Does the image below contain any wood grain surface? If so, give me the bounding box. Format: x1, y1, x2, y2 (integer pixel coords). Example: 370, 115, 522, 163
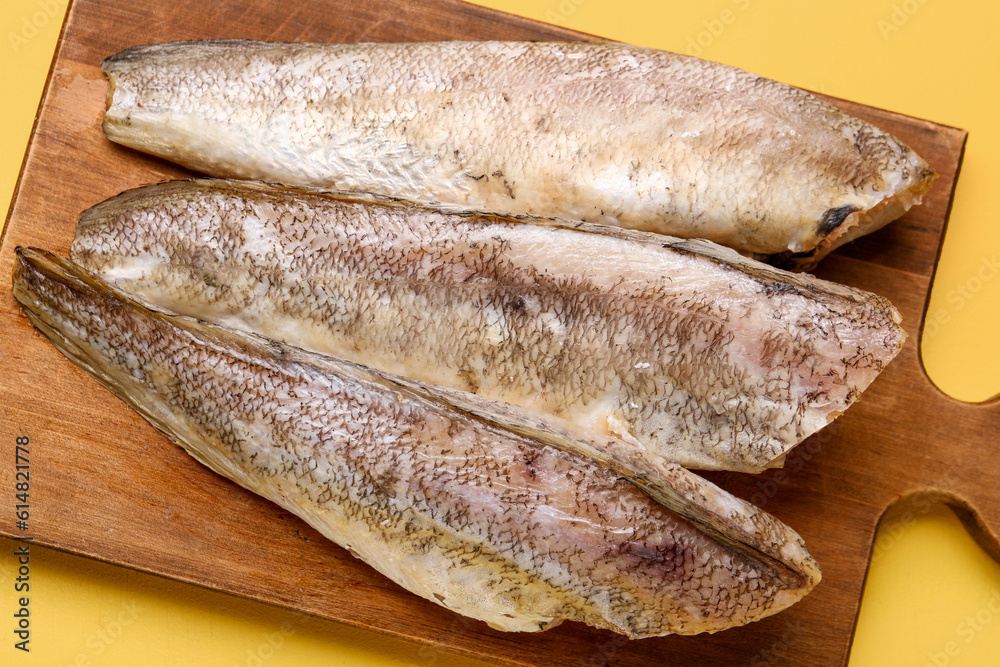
0, 0, 986, 665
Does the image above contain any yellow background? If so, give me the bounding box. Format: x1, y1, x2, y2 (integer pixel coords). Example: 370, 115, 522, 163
2, 0, 999, 665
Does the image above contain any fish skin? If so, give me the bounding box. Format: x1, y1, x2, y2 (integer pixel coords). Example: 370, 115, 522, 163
70, 179, 907, 473
101, 39, 936, 268
12, 247, 820, 637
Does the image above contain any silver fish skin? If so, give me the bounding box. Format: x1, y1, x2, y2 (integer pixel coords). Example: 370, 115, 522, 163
101, 39, 936, 268
70, 179, 907, 473
12, 247, 820, 638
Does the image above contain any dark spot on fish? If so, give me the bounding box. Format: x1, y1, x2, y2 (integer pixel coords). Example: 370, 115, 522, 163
498, 175, 515, 199
469, 173, 488, 181
204, 275, 217, 287
817, 205, 858, 237
502, 93, 510, 103
511, 295, 526, 313
457, 368, 480, 393
765, 249, 820, 271
760, 281, 798, 297
524, 454, 538, 479
610, 539, 687, 581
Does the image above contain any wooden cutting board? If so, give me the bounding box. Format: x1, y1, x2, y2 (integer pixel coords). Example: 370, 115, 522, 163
0, 0, 986, 665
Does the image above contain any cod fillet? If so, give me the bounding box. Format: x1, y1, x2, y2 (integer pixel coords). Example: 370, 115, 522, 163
101, 39, 936, 268
70, 179, 907, 473
12, 246, 820, 638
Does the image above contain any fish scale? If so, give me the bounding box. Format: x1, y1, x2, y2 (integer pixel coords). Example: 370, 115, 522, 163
100, 40, 935, 268
12, 246, 820, 637
71, 179, 906, 472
